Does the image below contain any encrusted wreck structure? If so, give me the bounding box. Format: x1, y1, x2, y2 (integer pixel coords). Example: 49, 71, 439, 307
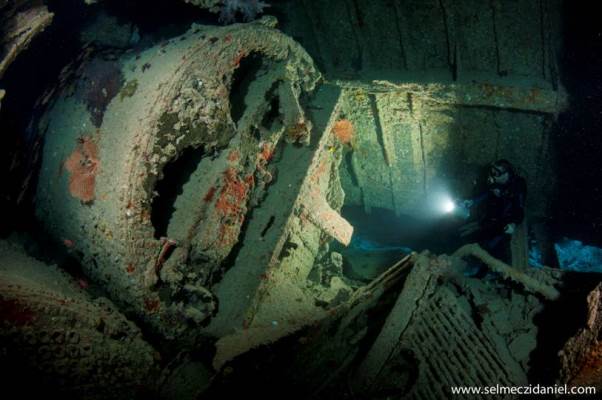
35, 18, 330, 342
0, 241, 157, 399
1, 0, 600, 399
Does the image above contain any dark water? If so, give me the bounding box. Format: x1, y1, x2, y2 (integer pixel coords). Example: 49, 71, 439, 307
333, 205, 464, 280
551, 2, 602, 247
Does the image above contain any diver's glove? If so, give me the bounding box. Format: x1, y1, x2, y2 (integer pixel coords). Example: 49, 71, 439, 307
504, 223, 516, 235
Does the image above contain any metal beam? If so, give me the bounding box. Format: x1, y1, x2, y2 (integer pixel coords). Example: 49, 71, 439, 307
334, 78, 568, 114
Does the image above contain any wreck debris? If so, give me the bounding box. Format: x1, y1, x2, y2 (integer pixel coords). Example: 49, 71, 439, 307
353, 252, 534, 398
154, 243, 556, 397
36, 19, 321, 341
0, 241, 157, 399
559, 283, 602, 390
346, 253, 414, 305
208, 84, 350, 366
453, 243, 560, 300
301, 253, 417, 389
232, 250, 548, 399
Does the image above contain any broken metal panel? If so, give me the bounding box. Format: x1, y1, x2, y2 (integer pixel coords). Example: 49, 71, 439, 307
395, 287, 525, 397
211, 252, 557, 399
0, 241, 157, 399
35, 19, 321, 340
276, 256, 415, 398
354, 253, 533, 397
354, 253, 437, 390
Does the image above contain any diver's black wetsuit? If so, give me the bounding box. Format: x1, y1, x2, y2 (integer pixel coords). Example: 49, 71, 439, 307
471, 175, 527, 262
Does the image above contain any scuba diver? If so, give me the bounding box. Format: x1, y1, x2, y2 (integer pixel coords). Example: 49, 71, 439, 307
458, 159, 527, 272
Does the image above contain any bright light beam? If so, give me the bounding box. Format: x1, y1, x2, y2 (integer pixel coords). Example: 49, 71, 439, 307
442, 197, 456, 214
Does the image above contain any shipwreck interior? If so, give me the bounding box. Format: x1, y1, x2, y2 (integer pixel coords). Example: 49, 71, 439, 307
1, 0, 602, 399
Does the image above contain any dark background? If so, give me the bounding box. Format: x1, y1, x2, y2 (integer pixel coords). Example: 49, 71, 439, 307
551, 1, 602, 247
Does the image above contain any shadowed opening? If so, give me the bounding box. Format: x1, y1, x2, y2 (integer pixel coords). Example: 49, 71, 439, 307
151, 147, 205, 239
229, 52, 265, 124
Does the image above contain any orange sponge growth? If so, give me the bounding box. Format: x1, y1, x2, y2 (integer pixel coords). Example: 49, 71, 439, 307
64, 136, 99, 203
215, 168, 250, 216
332, 119, 353, 144
214, 167, 253, 248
